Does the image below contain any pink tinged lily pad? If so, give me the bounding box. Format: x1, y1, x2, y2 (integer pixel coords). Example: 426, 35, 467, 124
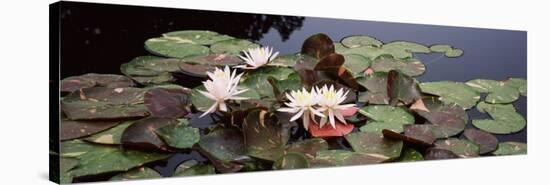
308, 120, 354, 138
339, 107, 358, 117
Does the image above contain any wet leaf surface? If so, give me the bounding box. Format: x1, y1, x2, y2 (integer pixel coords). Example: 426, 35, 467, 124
61, 140, 170, 177
387, 70, 422, 105
62, 87, 150, 120
163, 30, 234, 45
371, 57, 426, 77
84, 121, 134, 145
420, 81, 480, 109
61, 73, 135, 93
312, 150, 388, 167
341, 35, 383, 48
173, 160, 215, 176
434, 138, 480, 157
273, 153, 309, 170
286, 138, 329, 159
358, 105, 414, 133
492, 142, 527, 156
345, 132, 403, 159
382, 129, 434, 148
145, 87, 191, 118
60, 120, 119, 141
121, 117, 177, 152
415, 96, 468, 138
396, 148, 424, 162
145, 37, 210, 58
466, 78, 524, 103
357, 72, 390, 104
198, 128, 245, 162
155, 119, 200, 149
240, 66, 296, 98
308, 120, 354, 138
243, 109, 285, 161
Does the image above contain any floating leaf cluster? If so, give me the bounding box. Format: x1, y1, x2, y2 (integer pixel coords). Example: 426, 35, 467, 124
58, 30, 526, 183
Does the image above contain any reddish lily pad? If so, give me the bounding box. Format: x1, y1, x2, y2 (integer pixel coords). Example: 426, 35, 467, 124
387, 70, 422, 105
301, 33, 335, 60
308, 120, 354, 138
381, 129, 434, 148
144, 87, 191, 118
462, 128, 498, 154
357, 72, 390, 104
242, 109, 285, 161
60, 120, 119, 141
314, 53, 361, 90
424, 148, 459, 160
61, 73, 135, 93
121, 117, 177, 152
345, 132, 403, 159
196, 128, 245, 173
415, 96, 468, 138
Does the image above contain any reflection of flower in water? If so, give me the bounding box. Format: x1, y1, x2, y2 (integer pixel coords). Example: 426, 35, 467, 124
277, 88, 325, 130
198, 66, 248, 117
316, 85, 356, 129
236, 46, 279, 69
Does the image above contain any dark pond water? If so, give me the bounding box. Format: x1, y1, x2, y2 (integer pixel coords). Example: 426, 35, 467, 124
58, 1, 527, 180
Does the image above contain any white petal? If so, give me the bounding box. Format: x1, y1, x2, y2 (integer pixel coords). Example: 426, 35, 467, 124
199, 101, 219, 118
290, 109, 305, 122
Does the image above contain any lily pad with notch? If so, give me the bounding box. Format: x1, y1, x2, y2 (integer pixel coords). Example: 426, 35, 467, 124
492, 142, 527, 156
472, 102, 526, 134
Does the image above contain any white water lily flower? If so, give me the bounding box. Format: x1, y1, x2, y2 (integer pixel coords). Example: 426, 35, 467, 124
277, 88, 325, 130
316, 85, 356, 128
235, 46, 279, 69
198, 66, 249, 117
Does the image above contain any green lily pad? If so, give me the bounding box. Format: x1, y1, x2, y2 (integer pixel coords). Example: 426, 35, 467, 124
183, 53, 243, 66
60, 120, 119, 141
145, 87, 191, 118
190, 85, 216, 113
110, 167, 161, 181
415, 96, 468, 138
434, 138, 480, 157
472, 102, 526, 134
312, 150, 388, 167
120, 56, 176, 85
345, 132, 403, 159
381, 41, 430, 59
61, 87, 149, 120
61, 73, 135, 93
466, 78, 522, 103
357, 72, 389, 104
420, 81, 480, 109
267, 73, 302, 97
424, 148, 459, 160
338, 45, 393, 60
173, 160, 215, 176
84, 121, 134, 145
242, 109, 285, 161
268, 53, 300, 67
60, 157, 79, 183
145, 37, 210, 58
286, 138, 329, 159
358, 105, 414, 132
429, 44, 452, 53
387, 70, 423, 105
462, 128, 498, 154
163, 30, 234, 45
198, 128, 245, 162
343, 54, 372, 76
371, 57, 426, 77
445, 48, 464, 57
506, 78, 527, 96
492, 142, 527, 156
396, 148, 424, 162
155, 119, 199, 149
121, 117, 177, 152
240, 66, 296, 98
273, 153, 309, 170
210, 39, 259, 55
60, 140, 170, 177
341, 35, 383, 48
301, 33, 335, 60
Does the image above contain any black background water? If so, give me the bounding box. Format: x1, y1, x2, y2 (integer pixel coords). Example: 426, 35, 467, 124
57, 1, 527, 179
